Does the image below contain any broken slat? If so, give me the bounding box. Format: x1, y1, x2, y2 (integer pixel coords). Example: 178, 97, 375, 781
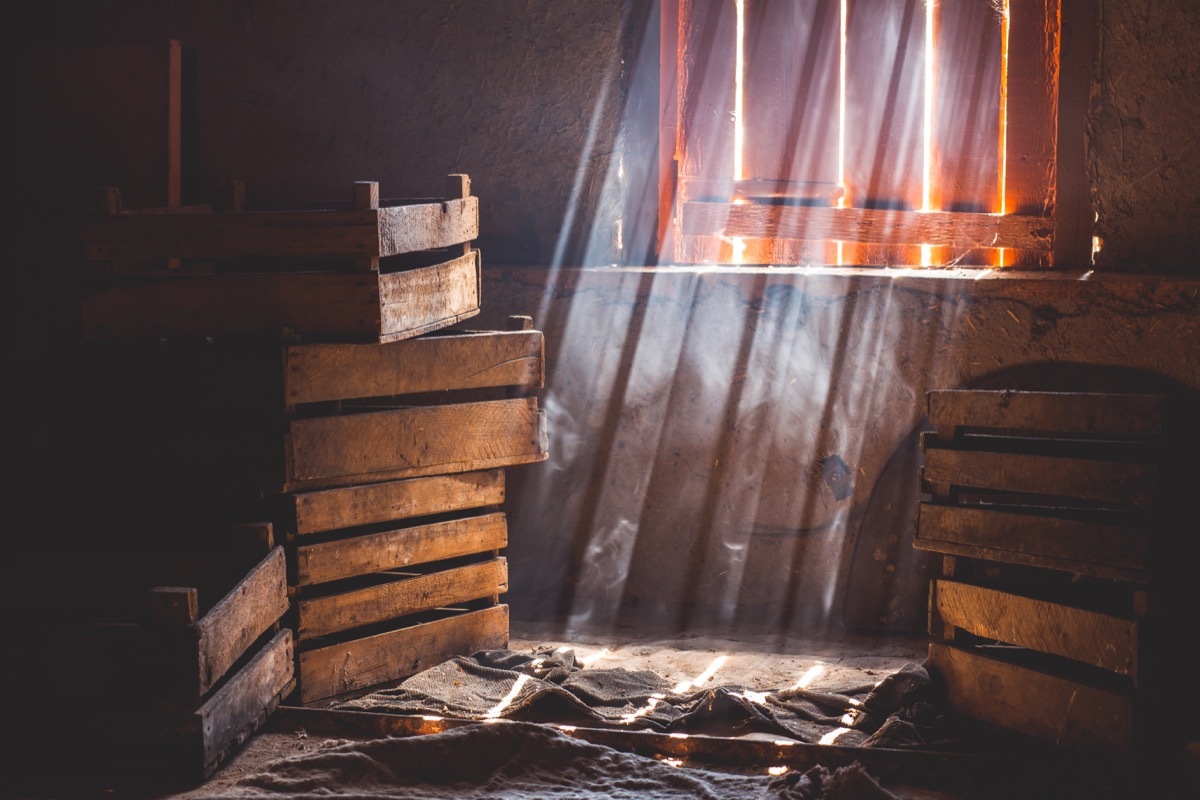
294, 513, 508, 587
297, 605, 509, 704
291, 470, 506, 537
297, 558, 508, 639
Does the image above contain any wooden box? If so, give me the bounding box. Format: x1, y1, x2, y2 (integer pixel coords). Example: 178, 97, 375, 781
80, 176, 481, 342
281, 471, 512, 704
916, 389, 1175, 759
0, 527, 294, 781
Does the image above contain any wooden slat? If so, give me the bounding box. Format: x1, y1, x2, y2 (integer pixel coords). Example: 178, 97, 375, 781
297, 559, 508, 639
82, 197, 477, 263
921, 448, 1156, 508
933, 579, 1138, 678
1004, 0, 1058, 219
294, 513, 508, 587
681, 202, 1053, 250
378, 250, 480, 342
284, 329, 544, 406
285, 398, 547, 490
928, 390, 1167, 438
915, 503, 1149, 581
196, 628, 294, 775
194, 547, 290, 696
297, 605, 509, 704
927, 641, 1135, 756
291, 470, 506, 536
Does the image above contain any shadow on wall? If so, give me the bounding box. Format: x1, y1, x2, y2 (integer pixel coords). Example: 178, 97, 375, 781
838, 361, 1200, 635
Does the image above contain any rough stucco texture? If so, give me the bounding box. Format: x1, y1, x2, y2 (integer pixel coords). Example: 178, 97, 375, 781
1091, 0, 1200, 272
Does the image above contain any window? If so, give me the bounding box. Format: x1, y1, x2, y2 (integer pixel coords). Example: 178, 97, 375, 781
658, 0, 1094, 268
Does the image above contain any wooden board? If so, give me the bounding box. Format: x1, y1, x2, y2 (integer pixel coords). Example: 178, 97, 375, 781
81, 250, 480, 341
291, 470, 506, 536
928, 390, 1167, 439
297, 559, 508, 639
927, 641, 1135, 757
283, 329, 544, 406
933, 579, 1138, 678
194, 546, 290, 695
915, 503, 1149, 582
82, 197, 477, 262
285, 397, 548, 491
921, 448, 1156, 508
294, 513, 508, 587
297, 604, 509, 704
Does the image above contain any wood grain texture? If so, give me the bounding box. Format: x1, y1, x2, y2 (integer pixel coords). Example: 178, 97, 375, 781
194, 547, 290, 695
285, 398, 547, 490
921, 448, 1156, 508
297, 605, 509, 704
284, 329, 544, 405
927, 641, 1134, 756
681, 202, 1053, 250
294, 513, 508, 587
378, 250, 481, 342
291, 470, 505, 536
915, 503, 1149, 581
927, 390, 1166, 438
933, 579, 1138, 677
1004, 0, 1059, 218
297, 559, 508, 639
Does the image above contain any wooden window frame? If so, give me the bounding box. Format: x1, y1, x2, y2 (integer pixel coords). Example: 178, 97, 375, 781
657, 0, 1097, 268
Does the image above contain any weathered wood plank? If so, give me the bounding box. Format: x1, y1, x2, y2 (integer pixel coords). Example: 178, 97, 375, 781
921, 448, 1156, 508
291, 471, 506, 536
285, 398, 547, 490
82, 197, 477, 262
928, 390, 1167, 438
82, 254, 480, 342
933, 579, 1138, 678
297, 605, 509, 704
927, 641, 1135, 756
194, 547, 290, 696
297, 559, 508, 639
681, 202, 1053, 251
294, 513, 508, 587
284, 329, 543, 406
915, 503, 1149, 581
196, 627, 294, 774
1004, 0, 1058, 219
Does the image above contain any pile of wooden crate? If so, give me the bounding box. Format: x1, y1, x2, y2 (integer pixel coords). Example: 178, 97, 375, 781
6, 174, 546, 777
916, 388, 1182, 763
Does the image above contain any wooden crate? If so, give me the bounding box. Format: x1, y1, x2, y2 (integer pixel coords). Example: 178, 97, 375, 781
80, 176, 481, 342
916, 389, 1171, 759
282, 472, 512, 704
0, 526, 294, 781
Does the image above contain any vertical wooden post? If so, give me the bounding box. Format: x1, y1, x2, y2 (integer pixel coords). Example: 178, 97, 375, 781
1053, 0, 1099, 268
353, 181, 380, 270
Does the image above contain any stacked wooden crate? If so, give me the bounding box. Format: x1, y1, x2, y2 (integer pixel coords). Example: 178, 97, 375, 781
75, 174, 548, 706
915, 389, 1176, 760
0, 525, 293, 781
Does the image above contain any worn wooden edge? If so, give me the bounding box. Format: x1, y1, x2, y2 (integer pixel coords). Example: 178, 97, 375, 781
196, 627, 295, 776
927, 390, 1167, 438
266, 706, 1129, 796
291, 470, 506, 536
934, 579, 1138, 678
681, 203, 1053, 251
297, 558, 508, 639
194, 546, 290, 696
293, 512, 508, 588
377, 196, 478, 257
283, 330, 542, 405
914, 503, 1149, 579
296, 605, 509, 704
921, 448, 1157, 508
927, 641, 1136, 757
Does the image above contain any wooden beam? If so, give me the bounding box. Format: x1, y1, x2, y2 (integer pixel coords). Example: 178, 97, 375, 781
681, 202, 1053, 250
1053, 0, 1099, 267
